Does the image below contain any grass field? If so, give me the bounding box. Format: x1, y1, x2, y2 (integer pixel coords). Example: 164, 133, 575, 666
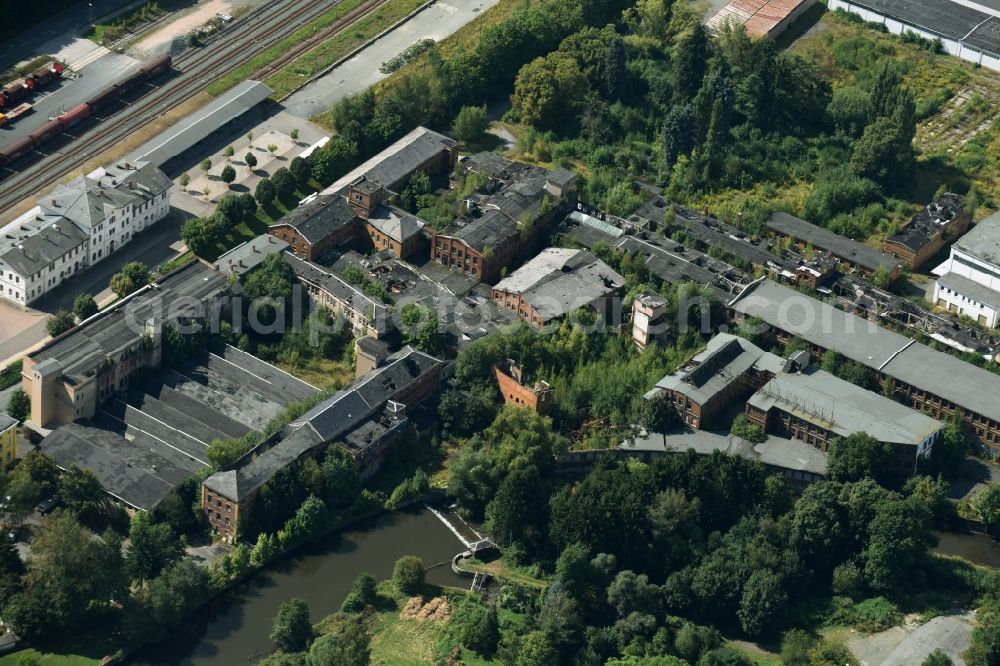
263, 0, 429, 100
275, 357, 353, 390
0, 651, 98, 666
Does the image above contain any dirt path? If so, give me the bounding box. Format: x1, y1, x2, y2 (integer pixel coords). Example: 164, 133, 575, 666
132, 0, 237, 55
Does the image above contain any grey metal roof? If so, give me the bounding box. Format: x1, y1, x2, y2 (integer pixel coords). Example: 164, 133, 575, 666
937, 271, 1000, 310
214, 233, 288, 276
954, 211, 1000, 265
768, 212, 900, 274
730, 279, 1000, 423
0, 414, 16, 431
323, 126, 457, 195
41, 421, 202, 511
283, 253, 388, 331
667, 204, 790, 270
748, 368, 943, 446
352, 346, 440, 406
30, 261, 228, 383
448, 209, 519, 252
366, 205, 425, 243
616, 236, 718, 285
493, 248, 625, 322
270, 194, 358, 245
128, 81, 273, 166
843, 0, 1000, 55
0, 219, 88, 277
650, 333, 784, 405
299, 390, 372, 441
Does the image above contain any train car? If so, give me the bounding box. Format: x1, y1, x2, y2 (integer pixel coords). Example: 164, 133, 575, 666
115, 69, 147, 96
1, 81, 28, 108
58, 103, 90, 128
0, 103, 33, 126
0, 136, 34, 165
89, 85, 119, 110
140, 54, 172, 78
31, 65, 55, 88
29, 118, 63, 144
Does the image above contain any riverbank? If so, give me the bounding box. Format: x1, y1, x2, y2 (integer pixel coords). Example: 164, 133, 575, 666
126, 500, 468, 665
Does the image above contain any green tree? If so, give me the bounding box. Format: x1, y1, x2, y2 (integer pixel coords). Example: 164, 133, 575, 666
200, 159, 212, 173
6, 389, 29, 422
826, 432, 891, 483
255, 178, 277, 205
453, 104, 489, 143
311, 135, 358, 185
967, 610, 1000, 666
399, 304, 445, 356
123, 559, 210, 644
305, 616, 369, 666
270, 597, 314, 653
484, 467, 547, 549
4, 513, 125, 638
779, 629, 814, 666
738, 570, 788, 637
672, 24, 708, 101
640, 392, 678, 445
290, 156, 311, 187
223, 145, 234, 158
56, 465, 105, 523
290, 128, 300, 141
864, 498, 934, 590
973, 483, 1000, 534
272, 167, 295, 198
850, 116, 912, 189
45, 310, 75, 337
72, 293, 98, 321
110, 261, 151, 298
179, 173, 190, 189
828, 86, 871, 137
511, 52, 588, 128
663, 102, 696, 172
340, 572, 378, 612
392, 555, 425, 595
515, 630, 558, 666
126, 511, 183, 583
245, 152, 258, 169
220, 165, 236, 186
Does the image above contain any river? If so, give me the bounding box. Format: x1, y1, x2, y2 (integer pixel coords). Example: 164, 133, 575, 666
129, 506, 468, 666
932, 529, 1000, 568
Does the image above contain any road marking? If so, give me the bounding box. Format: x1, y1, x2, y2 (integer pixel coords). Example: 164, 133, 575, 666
67, 46, 112, 72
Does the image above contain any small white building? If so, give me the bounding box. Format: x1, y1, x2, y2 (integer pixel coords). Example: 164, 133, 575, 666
0, 161, 172, 305
933, 210, 1000, 327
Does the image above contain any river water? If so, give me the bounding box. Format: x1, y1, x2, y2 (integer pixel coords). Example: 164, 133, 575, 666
129, 506, 468, 666
932, 530, 1000, 568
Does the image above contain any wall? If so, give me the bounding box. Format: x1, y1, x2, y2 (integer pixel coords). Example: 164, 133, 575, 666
493, 365, 551, 413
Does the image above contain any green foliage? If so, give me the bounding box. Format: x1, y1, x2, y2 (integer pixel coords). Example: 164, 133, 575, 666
730, 414, 766, 443
110, 261, 152, 298
384, 469, 429, 510
453, 104, 490, 143
392, 555, 425, 595
270, 597, 314, 653
220, 165, 236, 185
278, 495, 331, 549
512, 52, 588, 128
399, 303, 445, 356
380, 38, 435, 74
245, 152, 258, 169
6, 389, 29, 423
255, 178, 277, 205
967, 609, 1000, 666
56, 465, 106, 524
974, 483, 1000, 533
45, 310, 75, 338
826, 432, 891, 483
305, 615, 370, 666
850, 596, 901, 632
922, 648, 954, 666
272, 167, 296, 198
340, 572, 378, 613
124, 559, 212, 645
126, 511, 184, 583
72, 293, 98, 321
290, 156, 311, 187
737, 569, 787, 637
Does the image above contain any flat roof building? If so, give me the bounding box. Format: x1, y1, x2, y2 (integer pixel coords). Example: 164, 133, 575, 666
767, 211, 901, 278
829, 0, 1000, 72
491, 248, 625, 328
933, 210, 1000, 328
729, 278, 1000, 449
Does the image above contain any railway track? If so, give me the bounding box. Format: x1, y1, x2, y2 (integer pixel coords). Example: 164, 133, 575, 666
0, 0, 386, 211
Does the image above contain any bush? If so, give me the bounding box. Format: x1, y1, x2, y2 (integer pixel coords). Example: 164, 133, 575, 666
6, 389, 29, 422
385, 469, 429, 510
851, 596, 901, 632
730, 414, 766, 443
453, 104, 490, 143
45, 310, 75, 337
392, 555, 425, 595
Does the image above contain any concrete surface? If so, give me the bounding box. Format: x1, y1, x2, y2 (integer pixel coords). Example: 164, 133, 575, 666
0, 50, 141, 150
184, 128, 299, 202
0, 0, 143, 72
848, 613, 975, 666
283, 0, 502, 118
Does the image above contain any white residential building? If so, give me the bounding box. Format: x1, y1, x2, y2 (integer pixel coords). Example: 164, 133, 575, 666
0, 161, 171, 305
933, 210, 1000, 327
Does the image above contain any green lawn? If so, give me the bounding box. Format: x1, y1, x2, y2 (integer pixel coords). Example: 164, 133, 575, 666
206, 187, 314, 261
0, 652, 98, 666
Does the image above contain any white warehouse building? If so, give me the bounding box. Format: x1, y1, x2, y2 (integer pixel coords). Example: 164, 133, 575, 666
828, 0, 1000, 72
933, 211, 1000, 328
0, 161, 171, 305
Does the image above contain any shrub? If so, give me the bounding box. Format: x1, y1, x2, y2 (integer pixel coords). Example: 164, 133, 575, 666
392, 555, 425, 595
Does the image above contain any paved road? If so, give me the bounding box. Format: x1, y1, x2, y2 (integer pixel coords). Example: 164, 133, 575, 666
0, 207, 188, 363
283, 0, 501, 118
0, 0, 146, 72
0, 51, 139, 149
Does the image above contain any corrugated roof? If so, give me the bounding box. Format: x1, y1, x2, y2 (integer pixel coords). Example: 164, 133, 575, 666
128, 80, 273, 166
707, 0, 810, 36
269, 194, 358, 244
768, 212, 900, 274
